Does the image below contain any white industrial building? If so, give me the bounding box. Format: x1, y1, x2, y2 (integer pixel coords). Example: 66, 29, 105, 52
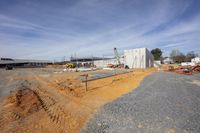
124, 48, 154, 68
74, 48, 154, 69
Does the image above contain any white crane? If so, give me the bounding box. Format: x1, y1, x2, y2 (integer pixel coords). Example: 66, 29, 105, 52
114, 47, 121, 66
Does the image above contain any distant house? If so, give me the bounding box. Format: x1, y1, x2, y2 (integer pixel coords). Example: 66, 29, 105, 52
191, 57, 200, 64
163, 57, 173, 64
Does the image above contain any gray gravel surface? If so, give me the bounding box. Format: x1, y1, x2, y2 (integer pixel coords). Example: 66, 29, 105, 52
0, 68, 58, 98
81, 72, 200, 133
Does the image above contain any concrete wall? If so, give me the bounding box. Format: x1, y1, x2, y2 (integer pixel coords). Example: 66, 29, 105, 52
145, 48, 154, 68
94, 59, 117, 68
94, 57, 124, 68
124, 48, 154, 68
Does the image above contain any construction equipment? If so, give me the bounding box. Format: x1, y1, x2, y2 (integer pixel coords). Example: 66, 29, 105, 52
107, 64, 115, 68
113, 48, 124, 68
5, 65, 13, 70
106, 48, 122, 68
63, 63, 75, 68
175, 65, 200, 75
114, 48, 120, 65
175, 68, 193, 75
192, 65, 200, 72
164, 65, 200, 75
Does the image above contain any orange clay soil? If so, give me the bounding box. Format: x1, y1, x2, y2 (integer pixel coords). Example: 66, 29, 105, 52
0, 68, 156, 133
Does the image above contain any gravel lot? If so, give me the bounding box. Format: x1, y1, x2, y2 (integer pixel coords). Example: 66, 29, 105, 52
0, 68, 61, 98
81, 72, 200, 133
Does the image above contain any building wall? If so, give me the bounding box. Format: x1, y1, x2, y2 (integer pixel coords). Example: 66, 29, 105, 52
124, 48, 154, 68
145, 48, 154, 68
94, 57, 124, 68
94, 59, 117, 68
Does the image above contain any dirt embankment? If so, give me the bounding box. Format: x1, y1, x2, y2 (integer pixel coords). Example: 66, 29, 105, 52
0, 68, 156, 133
0, 80, 43, 132
8, 84, 42, 117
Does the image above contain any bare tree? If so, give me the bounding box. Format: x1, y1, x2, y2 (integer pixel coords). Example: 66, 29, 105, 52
170, 49, 185, 63
185, 51, 198, 62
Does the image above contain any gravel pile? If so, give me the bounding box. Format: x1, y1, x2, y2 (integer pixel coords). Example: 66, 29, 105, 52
81, 72, 200, 133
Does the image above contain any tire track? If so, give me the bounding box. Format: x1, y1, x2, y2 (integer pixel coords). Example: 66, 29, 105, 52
33, 87, 71, 132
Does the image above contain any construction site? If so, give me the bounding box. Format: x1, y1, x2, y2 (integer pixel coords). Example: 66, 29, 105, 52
2, 1, 200, 132
0, 46, 200, 133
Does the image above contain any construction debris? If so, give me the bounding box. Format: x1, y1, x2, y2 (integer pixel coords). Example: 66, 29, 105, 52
162, 65, 200, 75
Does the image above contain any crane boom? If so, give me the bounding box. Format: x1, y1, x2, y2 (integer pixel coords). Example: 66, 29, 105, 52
114, 47, 121, 65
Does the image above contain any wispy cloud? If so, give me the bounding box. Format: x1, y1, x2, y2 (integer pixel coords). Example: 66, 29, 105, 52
0, 0, 199, 60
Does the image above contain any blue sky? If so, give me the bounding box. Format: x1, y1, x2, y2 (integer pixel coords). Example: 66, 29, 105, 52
0, 0, 200, 60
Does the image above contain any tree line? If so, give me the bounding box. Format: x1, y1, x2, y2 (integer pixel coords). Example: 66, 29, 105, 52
151, 48, 198, 63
